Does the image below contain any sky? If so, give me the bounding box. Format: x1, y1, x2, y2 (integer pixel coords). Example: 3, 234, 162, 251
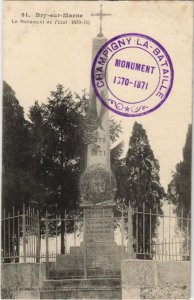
3, 0, 193, 191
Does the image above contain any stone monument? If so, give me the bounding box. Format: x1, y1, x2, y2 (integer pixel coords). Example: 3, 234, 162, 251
80, 5, 122, 275
55, 6, 132, 276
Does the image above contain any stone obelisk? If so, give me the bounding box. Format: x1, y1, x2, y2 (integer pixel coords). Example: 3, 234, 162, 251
86, 7, 111, 171
80, 6, 118, 274
80, 5, 115, 208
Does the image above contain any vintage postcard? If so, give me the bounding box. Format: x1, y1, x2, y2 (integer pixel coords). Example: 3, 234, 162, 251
1, 1, 193, 299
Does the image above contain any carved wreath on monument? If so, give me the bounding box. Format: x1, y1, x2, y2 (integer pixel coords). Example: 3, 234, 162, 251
80, 164, 116, 205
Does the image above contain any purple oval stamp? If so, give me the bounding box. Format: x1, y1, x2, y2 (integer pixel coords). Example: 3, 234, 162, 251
91, 33, 174, 117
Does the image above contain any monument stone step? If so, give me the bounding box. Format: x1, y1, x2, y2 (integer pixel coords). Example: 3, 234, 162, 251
40, 278, 121, 299
48, 268, 121, 279
40, 288, 121, 299
43, 278, 121, 289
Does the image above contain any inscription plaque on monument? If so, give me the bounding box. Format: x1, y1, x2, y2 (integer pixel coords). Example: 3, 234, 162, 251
85, 208, 114, 242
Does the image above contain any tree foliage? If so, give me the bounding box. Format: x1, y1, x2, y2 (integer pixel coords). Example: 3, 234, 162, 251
28, 84, 88, 253
2, 81, 34, 261
2, 81, 32, 213
125, 122, 165, 209
124, 122, 165, 256
168, 124, 192, 216
28, 85, 87, 216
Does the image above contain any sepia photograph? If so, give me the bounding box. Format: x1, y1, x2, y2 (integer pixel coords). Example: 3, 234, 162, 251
1, 1, 193, 299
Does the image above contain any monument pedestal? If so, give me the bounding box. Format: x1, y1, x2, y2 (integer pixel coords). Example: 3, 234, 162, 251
55, 204, 133, 276
83, 206, 124, 273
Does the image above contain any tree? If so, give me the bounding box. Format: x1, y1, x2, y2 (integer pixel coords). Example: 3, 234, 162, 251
168, 125, 191, 259
2, 81, 33, 261
28, 84, 87, 253
124, 122, 165, 257
168, 124, 192, 216
2, 81, 33, 212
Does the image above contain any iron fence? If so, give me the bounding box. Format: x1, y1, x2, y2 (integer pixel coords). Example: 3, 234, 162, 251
1, 205, 40, 263
1, 203, 191, 267
131, 203, 190, 260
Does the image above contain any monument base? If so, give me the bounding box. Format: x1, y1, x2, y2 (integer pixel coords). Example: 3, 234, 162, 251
84, 241, 127, 271
55, 246, 128, 275
55, 205, 131, 276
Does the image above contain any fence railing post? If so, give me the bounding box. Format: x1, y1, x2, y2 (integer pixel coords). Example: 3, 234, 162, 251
36, 210, 40, 263
169, 206, 171, 261
3, 208, 6, 260
186, 213, 189, 257
143, 202, 145, 257
17, 210, 20, 261
136, 207, 138, 256
149, 208, 152, 259
121, 209, 125, 258
22, 204, 26, 263
162, 213, 164, 260
12, 206, 15, 258
128, 202, 134, 257
45, 210, 49, 266
65, 210, 67, 254
55, 214, 58, 255
180, 208, 183, 258
83, 209, 87, 278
